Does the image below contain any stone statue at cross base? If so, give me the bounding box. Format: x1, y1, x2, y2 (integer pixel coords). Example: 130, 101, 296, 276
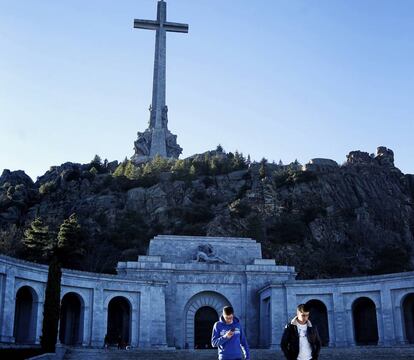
148, 104, 155, 128
147, 104, 169, 129
166, 131, 182, 158
193, 244, 227, 264
162, 105, 168, 128
133, 130, 152, 157
133, 102, 182, 161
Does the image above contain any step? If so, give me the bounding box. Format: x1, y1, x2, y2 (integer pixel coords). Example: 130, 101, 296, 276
63, 346, 414, 360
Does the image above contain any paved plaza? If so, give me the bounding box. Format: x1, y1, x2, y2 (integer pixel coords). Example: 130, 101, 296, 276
63, 347, 414, 360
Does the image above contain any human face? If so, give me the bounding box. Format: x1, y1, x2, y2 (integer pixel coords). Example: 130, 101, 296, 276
297, 310, 310, 325
223, 312, 234, 324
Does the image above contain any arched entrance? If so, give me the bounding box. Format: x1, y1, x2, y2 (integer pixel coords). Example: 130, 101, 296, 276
402, 293, 414, 344
13, 286, 37, 343
194, 306, 218, 349
306, 299, 329, 346
352, 297, 378, 345
107, 296, 131, 345
184, 291, 231, 349
59, 292, 83, 345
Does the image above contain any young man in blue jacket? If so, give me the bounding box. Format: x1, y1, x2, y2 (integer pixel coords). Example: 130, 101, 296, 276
211, 306, 250, 360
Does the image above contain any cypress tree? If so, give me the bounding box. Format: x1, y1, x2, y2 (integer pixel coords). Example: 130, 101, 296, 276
23, 214, 84, 353
40, 255, 61, 353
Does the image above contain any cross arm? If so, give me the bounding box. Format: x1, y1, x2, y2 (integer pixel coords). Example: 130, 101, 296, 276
134, 19, 159, 30
164, 21, 189, 33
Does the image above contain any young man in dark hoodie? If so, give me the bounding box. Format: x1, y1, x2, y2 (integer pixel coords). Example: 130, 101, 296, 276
211, 306, 250, 360
281, 304, 321, 360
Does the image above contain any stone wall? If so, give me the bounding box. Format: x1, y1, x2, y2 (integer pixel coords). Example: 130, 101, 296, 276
0, 235, 413, 349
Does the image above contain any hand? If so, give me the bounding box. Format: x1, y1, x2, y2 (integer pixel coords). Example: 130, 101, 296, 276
224, 330, 234, 338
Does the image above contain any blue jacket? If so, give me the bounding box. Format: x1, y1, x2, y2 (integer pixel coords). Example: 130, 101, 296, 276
211, 315, 250, 360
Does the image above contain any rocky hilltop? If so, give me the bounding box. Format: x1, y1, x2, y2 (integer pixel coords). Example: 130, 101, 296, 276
1, 146, 413, 279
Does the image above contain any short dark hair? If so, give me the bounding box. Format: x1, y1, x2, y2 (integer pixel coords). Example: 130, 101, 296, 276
223, 306, 234, 315
297, 304, 311, 313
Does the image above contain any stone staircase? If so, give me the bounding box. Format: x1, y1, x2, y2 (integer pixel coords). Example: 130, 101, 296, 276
63, 346, 414, 360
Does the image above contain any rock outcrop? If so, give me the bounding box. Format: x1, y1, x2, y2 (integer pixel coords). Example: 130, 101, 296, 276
0, 147, 413, 279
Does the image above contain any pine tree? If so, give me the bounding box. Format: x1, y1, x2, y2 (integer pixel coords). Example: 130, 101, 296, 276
171, 159, 187, 180
216, 144, 224, 153
56, 213, 84, 267
113, 158, 128, 177
232, 151, 246, 170
189, 164, 196, 178
23, 217, 51, 261
91, 154, 102, 165
124, 161, 141, 179
259, 158, 268, 179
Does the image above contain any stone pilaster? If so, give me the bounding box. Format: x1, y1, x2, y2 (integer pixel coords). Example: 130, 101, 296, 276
90, 286, 104, 347
149, 285, 167, 347
270, 285, 288, 349
0, 270, 16, 343
333, 288, 349, 347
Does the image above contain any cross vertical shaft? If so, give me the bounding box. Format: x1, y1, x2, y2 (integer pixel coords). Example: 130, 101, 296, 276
152, 0, 166, 130
134, 0, 188, 158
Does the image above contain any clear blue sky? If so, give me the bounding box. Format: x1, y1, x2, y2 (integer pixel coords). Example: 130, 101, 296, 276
1, 0, 413, 180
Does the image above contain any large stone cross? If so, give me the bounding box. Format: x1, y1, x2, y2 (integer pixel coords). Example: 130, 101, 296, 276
134, 0, 188, 158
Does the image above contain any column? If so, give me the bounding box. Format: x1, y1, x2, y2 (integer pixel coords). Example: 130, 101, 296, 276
34, 298, 44, 344
82, 305, 91, 346
271, 285, 288, 349
149, 285, 167, 347
376, 302, 385, 346
394, 297, 406, 344
379, 285, 395, 345
90, 286, 104, 347
333, 288, 348, 347
327, 308, 336, 347
345, 306, 355, 346
138, 286, 151, 348
0, 272, 16, 342
130, 293, 140, 348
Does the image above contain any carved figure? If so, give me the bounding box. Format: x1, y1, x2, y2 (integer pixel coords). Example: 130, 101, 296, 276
161, 105, 168, 128
166, 132, 183, 158
134, 130, 152, 156
193, 244, 226, 263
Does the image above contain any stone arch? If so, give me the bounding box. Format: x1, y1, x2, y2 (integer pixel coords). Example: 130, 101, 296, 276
184, 291, 231, 349
106, 296, 132, 345
352, 296, 379, 345
401, 292, 414, 344
13, 285, 38, 343
59, 292, 84, 345
104, 293, 135, 310
306, 299, 329, 346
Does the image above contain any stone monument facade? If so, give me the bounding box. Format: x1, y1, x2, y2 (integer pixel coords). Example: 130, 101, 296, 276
0, 235, 414, 349
131, 0, 186, 164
